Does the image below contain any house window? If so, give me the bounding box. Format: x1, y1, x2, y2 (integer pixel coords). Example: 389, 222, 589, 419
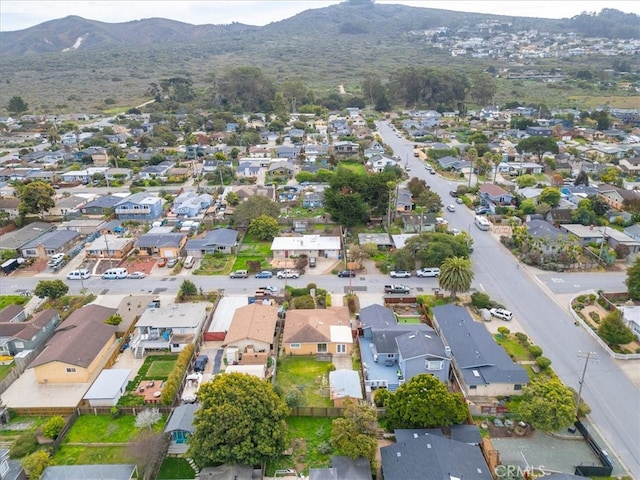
336, 344, 346, 354
317, 343, 328, 353
66, 367, 77, 373
469, 385, 477, 389
14, 341, 24, 349
425, 360, 444, 371
173, 344, 180, 348
290, 343, 301, 349
514, 384, 522, 391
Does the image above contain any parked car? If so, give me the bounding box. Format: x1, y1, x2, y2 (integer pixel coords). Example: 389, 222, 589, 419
449, 190, 458, 197
308, 257, 317, 268
194, 355, 209, 372
338, 269, 356, 278
489, 308, 513, 321
384, 284, 410, 294
157, 258, 167, 267
416, 267, 440, 278
254, 271, 274, 279
277, 269, 300, 279
127, 271, 146, 279
435, 217, 448, 225
429, 169, 436, 174
67, 269, 91, 280
456, 198, 464, 204
102, 268, 128, 279
447, 204, 456, 212
390, 270, 411, 278
259, 286, 279, 295
230, 270, 249, 278
475, 206, 490, 215
166, 258, 179, 268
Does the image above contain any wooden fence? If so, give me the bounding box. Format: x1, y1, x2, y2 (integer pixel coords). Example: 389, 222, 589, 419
0, 343, 46, 395
289, 407, 344, 417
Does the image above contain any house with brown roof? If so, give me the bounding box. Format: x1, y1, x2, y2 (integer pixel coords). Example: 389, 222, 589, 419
0, 197, 19, 219
478, 183, 514, 205
30, 304, 117, 384
223, 304, 279, 364
0, 305, 27, 324
282, 307, 353, 356
0, 308, 60, 356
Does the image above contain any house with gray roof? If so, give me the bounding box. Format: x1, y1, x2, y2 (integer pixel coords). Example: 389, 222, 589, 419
401, 213, 437, 233
431, 305, 529, 397
525, 219, 573, 255
165, 403, 198, 453
135, 232, 187, 258
185, 228, 238, 257
367, 153, 400, 173
236, 161, 262, 178
0, 308, 60, 357
0, 448, 25, 480
438, 155, 470, 171
79, 195, 122, 216
174, 193, 213, 218
396, 329, 450, 384
114, 192, 163, 222
0, 197, 19, 219
357, 233, 393, 250
268, 160, 296, 176
381, 430, 492, 480
40, 465, 137, 480
329, 369, 363, 407
139, 161, 174, 179
20, 229, 80, 258
0, 222, 56, 254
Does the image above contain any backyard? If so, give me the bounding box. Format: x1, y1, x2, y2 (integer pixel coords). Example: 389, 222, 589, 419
275, 356, 334, 407
0, 295, 29, 309
158, 457, 196, 479
265, 416, 334, 476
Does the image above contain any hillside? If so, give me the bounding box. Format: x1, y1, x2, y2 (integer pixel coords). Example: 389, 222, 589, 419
0, 3, 637, 113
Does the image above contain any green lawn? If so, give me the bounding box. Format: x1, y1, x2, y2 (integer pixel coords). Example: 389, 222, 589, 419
193, 253, 234, 275
0, 296, 28, 309
0, 363, 15, 382
157, 457, 196, 479
65, 415, 138, 443
397, 316, 422, 324
54, 445, 128, 464
337, 162, 366, 175
147, 360, 176, 378
494, 335, 530, 361
232, 241, 273, 271
276, 357, 333, 407
266, 416, 334, 476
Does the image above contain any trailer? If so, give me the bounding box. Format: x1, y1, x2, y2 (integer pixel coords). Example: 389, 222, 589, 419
1, 259, 19, 275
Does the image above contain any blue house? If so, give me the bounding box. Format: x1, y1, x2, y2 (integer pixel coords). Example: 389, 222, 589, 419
165, 403, 198, 454
173, 193, 212, 218
0, 308, 60, 356
185, 228, 239, 257
302, 191, 324, 208
114, 192, 163, 222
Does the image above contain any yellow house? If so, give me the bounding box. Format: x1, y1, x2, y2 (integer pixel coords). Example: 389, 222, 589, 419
30, 304, 118, 384
282, 307, 353, 356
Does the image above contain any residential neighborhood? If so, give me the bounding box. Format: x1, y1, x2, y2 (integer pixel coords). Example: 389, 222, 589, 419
1, 8, 640, 480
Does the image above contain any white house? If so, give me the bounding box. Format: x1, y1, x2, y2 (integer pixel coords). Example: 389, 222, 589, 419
271, 235, 342, 260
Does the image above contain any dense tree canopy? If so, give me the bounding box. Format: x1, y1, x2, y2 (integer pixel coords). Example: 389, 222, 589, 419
518, 379, 575, 432
232, 196, 280, 228
538, 187, 561, 207
248, 214, 280, 241
188, 373, 289, 467
385, 374, 468, 429
515, 136, 559, 162
400, 232, 471, 270
598, 309, 635, 346
33, 280, 69, 299
7, 96, 28, 116
626, 256, 640, 301
332, 400, 378, 462
17, 181, 56, 218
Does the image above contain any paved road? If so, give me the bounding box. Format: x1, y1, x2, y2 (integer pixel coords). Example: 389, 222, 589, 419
377, 121, 640, 478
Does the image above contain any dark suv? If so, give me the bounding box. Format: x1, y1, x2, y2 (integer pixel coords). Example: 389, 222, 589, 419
338, 270, 356, 278
194, 355, 209, 372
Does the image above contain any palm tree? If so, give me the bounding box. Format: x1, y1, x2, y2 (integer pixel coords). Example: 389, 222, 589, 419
438, 257, 474, 298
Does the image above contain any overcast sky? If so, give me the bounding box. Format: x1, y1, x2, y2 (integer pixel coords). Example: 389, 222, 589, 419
1, 1, 639, 32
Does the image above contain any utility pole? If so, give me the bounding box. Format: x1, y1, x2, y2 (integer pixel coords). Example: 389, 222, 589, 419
576, 351, 598, 419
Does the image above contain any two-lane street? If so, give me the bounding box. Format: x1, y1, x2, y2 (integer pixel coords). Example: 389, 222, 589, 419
377, 121, 640, 477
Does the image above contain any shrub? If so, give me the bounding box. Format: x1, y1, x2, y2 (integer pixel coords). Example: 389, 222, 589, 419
42, 415, 65, 440
9, 432, 38, 458
306, 283, 317, 291
598, 309, 635, 346
317, 440, 333, 455
373, 388, 391, 407
528, 345, 543, 358
21, 450, 51, 479
293, 295, 315, 309
470, 292, 492, 309
161, 343, 194, 405
515, 332, 529, 345
536, 356, 552, 370
497, 326, 510, 336
588, 311, 600, 323
105, 313, 122, 326
325, 293, 332, 307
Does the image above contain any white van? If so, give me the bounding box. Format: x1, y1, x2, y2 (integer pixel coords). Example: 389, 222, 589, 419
67, 269, 90, 280
474, 215, 490, 231
490, 308, 513, 321
102, 268, 128, 279
184, 256, 195, 269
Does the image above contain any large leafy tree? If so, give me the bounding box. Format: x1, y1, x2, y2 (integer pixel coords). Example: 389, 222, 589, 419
232, 196, 280, 228
598, 309, 635, 346
518, 379, 575, 432
323, 188, 368, 228
402, 232, 470, 269
332, 400, 378, 462
34, 280, 69, 299
17, 181, 56, 218
248, 214, 280, 241
538, 187, 561, 207
188, 373, 289, 467
515, 136, 559, 162
438, 256, 474, 297
385, 374, 468, 429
